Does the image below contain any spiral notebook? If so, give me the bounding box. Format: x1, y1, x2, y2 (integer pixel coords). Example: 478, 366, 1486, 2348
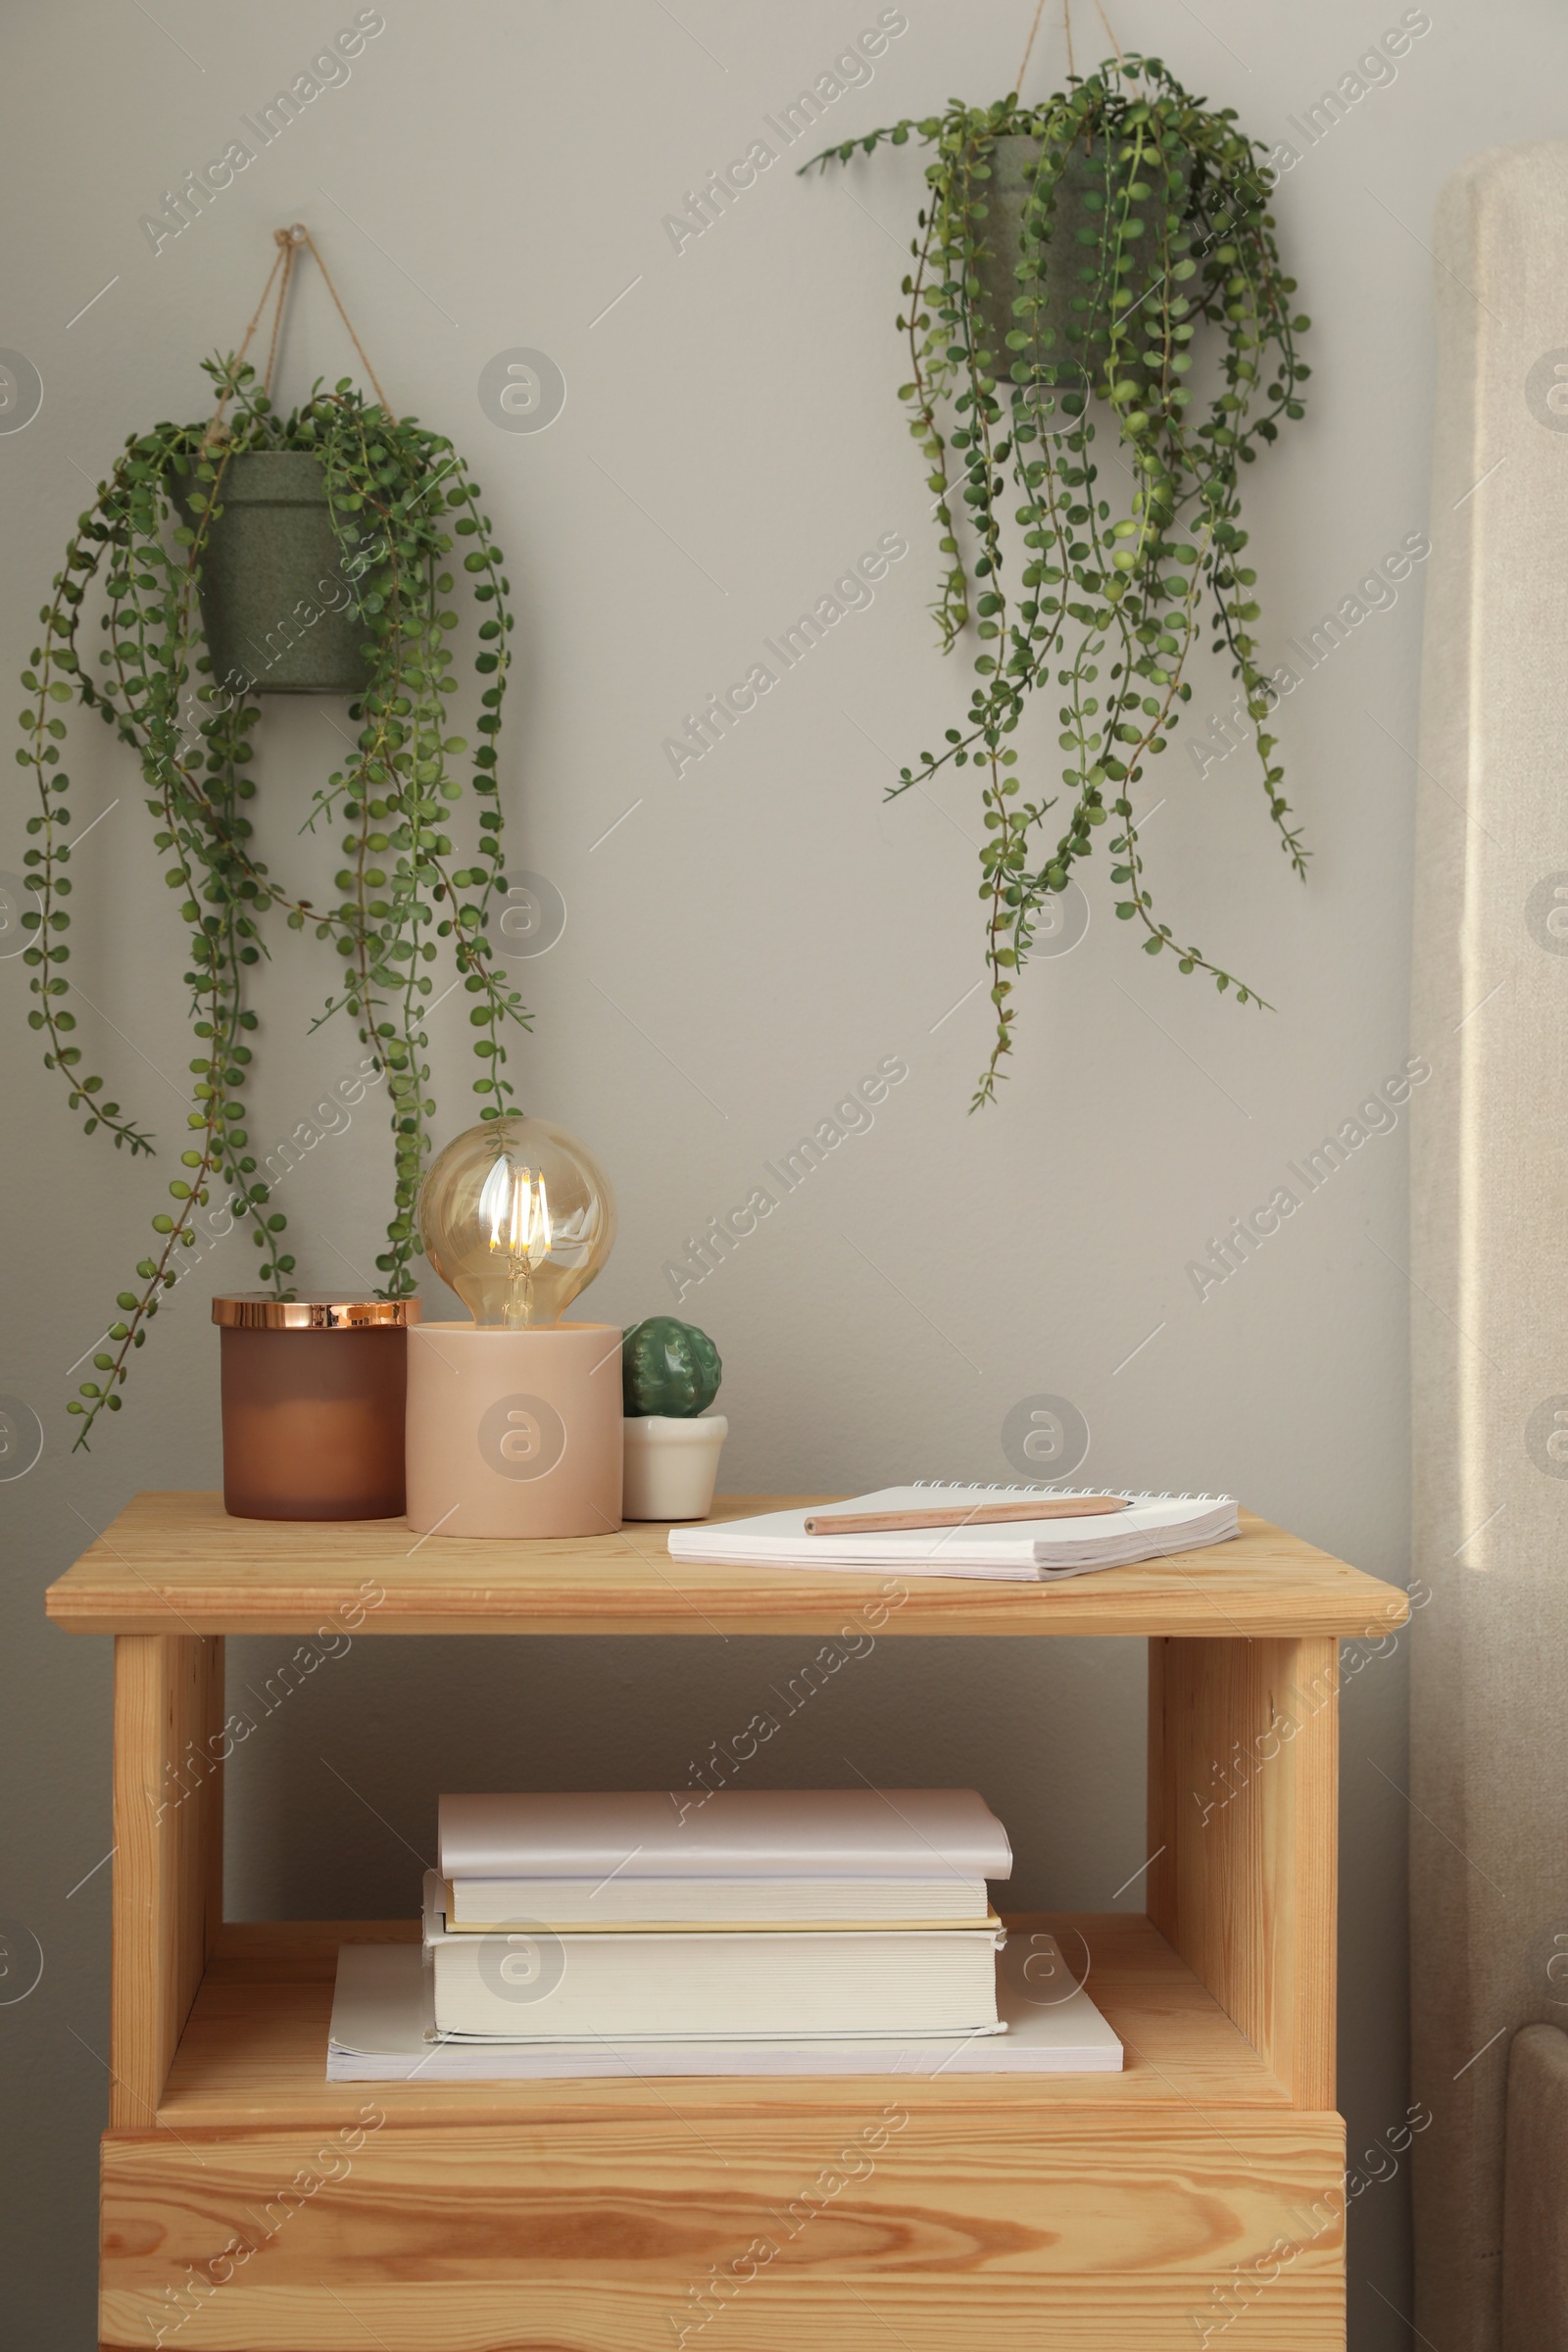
668, 1487, 1240, 1582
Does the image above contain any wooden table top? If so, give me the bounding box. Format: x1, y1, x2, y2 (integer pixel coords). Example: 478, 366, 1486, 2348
44, 1493, 1409, 1640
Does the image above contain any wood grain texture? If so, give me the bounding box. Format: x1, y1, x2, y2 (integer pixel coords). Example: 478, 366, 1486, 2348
1147, 1637, 1339, 2109
101, 2274, 1347, 2352
71, 1506, 1365, 2348
158, 1914, 1290, 2130
110, 1634, 224, 2126
102, 2112, 1348, 2283
48, 1493, 1409, 1639
101, 2107, 1345, 2348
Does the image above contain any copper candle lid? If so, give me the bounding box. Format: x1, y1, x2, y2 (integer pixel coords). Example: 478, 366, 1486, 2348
212, 1295, 421, 1330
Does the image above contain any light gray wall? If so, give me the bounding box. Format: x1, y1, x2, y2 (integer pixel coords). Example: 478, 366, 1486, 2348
2, 3, 1561, 2343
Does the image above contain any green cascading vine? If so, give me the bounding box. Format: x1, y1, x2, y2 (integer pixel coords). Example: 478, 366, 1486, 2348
808, 54, 1311, 1107
18, 357, 528, 1443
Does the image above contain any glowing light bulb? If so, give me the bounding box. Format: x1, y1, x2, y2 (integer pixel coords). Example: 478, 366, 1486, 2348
417, 1116, 615, 1329
477, 1156, 552, 1284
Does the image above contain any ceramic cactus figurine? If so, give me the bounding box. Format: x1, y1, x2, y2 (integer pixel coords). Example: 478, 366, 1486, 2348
622, 1317, 722, 1418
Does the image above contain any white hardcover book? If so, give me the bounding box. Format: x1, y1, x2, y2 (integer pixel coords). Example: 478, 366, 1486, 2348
445, 1875, 993, 1929
439, 1788, 1012, 1884
668, 1487, 1240, 1581
420, 1874, 1004, 2041
326, 1934, 1123, 2080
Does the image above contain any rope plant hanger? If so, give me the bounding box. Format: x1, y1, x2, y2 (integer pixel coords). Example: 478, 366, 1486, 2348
807, 1, 1310, 1106
19, 225, 524, 1442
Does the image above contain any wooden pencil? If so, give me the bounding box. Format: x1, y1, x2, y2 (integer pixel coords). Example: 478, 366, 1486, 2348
803, 1496, 1131, 1536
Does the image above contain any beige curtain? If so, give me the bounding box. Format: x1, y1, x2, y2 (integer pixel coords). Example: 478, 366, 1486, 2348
1411, 142, 1568, 2351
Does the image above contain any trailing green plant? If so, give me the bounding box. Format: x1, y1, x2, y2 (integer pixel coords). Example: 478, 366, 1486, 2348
19, 355, 527, 1443
807, 53, 1310, 1107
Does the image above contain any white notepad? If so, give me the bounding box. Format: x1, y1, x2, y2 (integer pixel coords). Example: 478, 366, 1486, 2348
325, 1934, 1123, 2079
669, 1486, 1240, 1581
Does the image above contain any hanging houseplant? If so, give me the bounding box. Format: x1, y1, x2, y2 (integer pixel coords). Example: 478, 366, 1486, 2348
18, 227, 527, 1443
806, 48, 1310, 1106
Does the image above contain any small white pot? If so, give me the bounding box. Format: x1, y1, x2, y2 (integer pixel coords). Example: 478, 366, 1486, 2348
622, 1414, 727, 1522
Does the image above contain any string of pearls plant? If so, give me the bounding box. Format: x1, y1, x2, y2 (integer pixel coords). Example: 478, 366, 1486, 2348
18, 357, 526, 1443
808, 53, 1311, 1107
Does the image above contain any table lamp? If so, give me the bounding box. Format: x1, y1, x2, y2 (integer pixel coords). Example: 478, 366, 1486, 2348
404, 1114, 622, 1539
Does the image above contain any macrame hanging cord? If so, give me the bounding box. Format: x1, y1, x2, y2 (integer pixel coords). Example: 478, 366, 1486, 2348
206, 222, 395, 442
1014, 0, 1126, 94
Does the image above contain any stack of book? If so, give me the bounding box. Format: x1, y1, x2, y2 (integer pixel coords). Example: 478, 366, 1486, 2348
326, 1787, 1123, 2079
427, 1788, 1007, 2040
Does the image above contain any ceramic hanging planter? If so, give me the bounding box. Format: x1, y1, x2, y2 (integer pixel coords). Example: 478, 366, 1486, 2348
172, 449, 372, 696
974, 135, 1192, 403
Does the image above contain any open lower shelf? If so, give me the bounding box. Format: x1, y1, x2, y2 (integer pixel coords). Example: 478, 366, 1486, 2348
153, 1910, 1294, 2129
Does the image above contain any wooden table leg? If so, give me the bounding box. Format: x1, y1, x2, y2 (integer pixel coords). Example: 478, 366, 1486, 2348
110, 1633, 224, 2126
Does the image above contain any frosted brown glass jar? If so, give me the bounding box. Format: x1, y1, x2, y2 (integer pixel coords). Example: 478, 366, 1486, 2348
213, 1297, 419, 1521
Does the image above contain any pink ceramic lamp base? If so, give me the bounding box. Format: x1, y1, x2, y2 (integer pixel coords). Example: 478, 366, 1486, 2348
404, 1321, 623, 1539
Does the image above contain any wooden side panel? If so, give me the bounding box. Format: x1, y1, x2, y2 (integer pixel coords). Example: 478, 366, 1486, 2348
111, 1634, 224, 2125
101, 2110, 1346, 2350
1148, 1636, 1339, 2108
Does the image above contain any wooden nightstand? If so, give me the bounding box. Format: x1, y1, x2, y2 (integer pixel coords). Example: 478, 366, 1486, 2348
47, 1493, 1407, 2351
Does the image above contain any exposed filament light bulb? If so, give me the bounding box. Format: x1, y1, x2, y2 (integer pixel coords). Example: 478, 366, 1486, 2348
478, 1157, 553, 1327
417, 1115, 615, 1330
